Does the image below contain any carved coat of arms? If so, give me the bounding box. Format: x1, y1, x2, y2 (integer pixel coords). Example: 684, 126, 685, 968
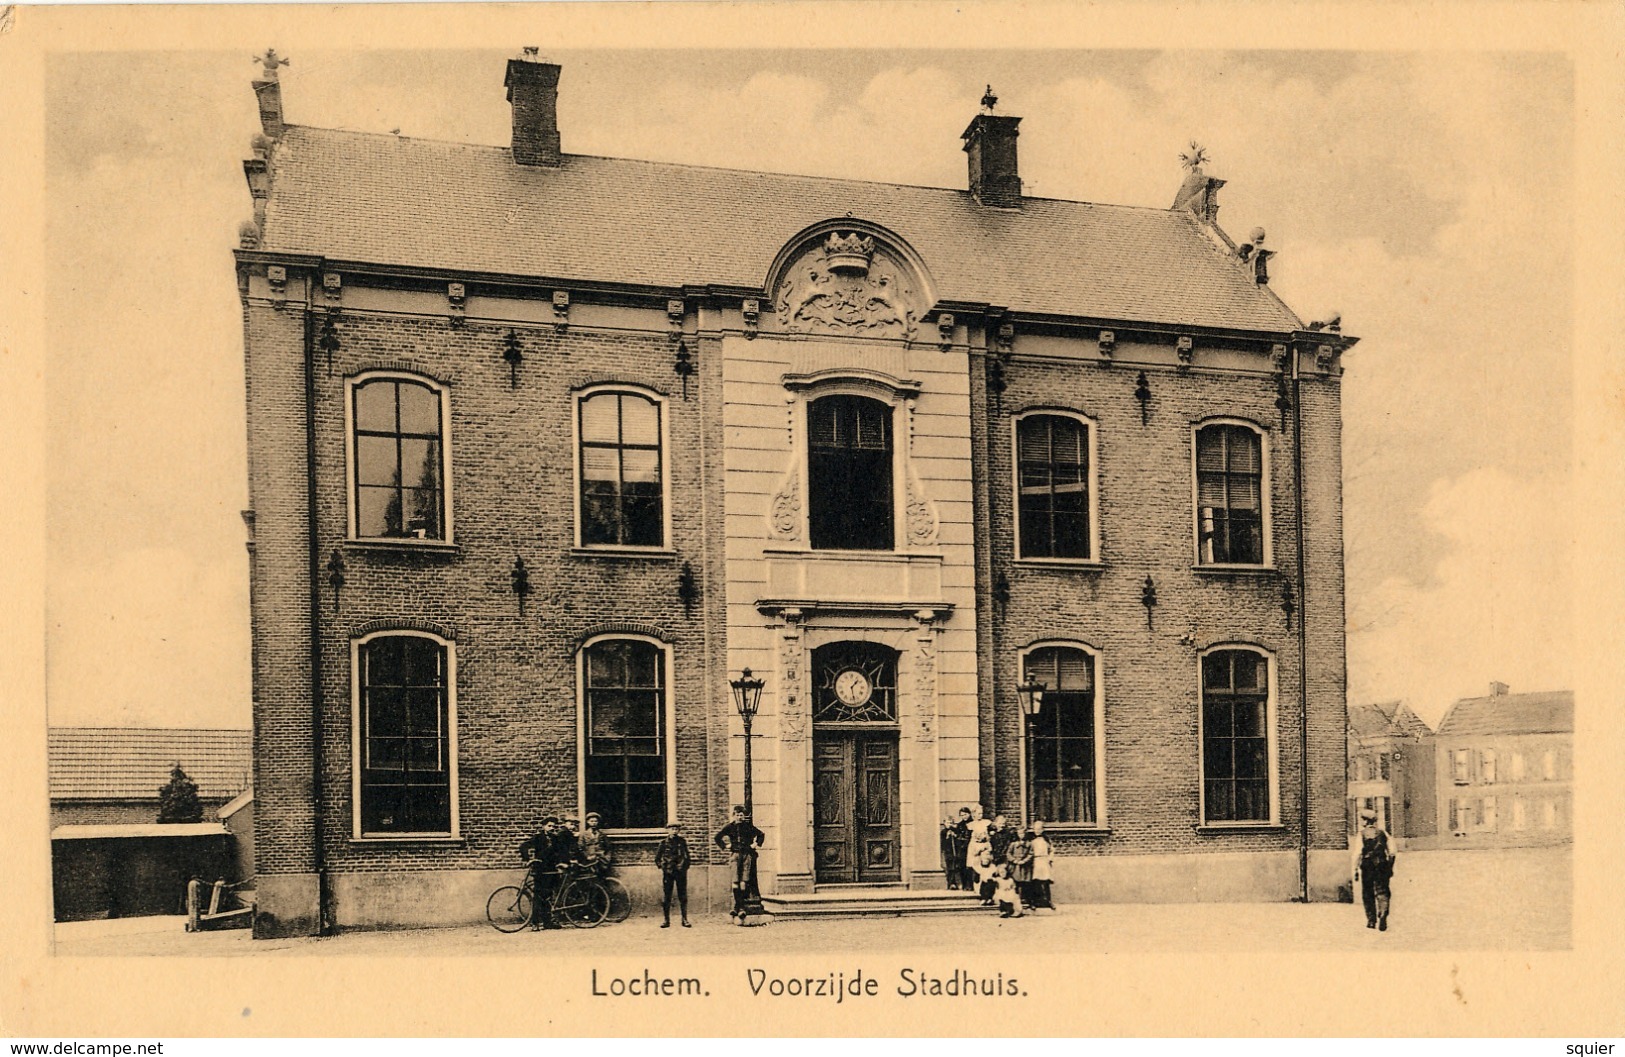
775, 233, 919, 341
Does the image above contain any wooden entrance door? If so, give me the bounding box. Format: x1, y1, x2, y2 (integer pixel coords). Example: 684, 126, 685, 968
813, 731, 901, 884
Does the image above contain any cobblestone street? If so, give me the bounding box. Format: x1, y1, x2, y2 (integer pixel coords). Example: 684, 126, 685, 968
53, 846, 1569, 957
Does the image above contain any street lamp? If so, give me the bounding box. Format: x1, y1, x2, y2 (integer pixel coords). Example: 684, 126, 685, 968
729, 668, 767, 922
1016, 674, 1046, 821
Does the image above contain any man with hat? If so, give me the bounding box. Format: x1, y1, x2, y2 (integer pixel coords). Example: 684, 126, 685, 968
578, 811, 613, 875
1355, 808, 1398, 931
654, 820, 692, 928
714, 805, 765, 923
518, 815, 567, 930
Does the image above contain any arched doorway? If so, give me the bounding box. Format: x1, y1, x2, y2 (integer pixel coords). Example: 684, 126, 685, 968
811, 641, 901, 884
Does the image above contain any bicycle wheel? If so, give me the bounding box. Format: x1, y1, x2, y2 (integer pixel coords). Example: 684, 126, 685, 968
556, 877, 610, 928
599, 876, 632, 924
486, 885, 533, 933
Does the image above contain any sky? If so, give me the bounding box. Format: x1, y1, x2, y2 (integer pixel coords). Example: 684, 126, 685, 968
42, 46, 1575, 731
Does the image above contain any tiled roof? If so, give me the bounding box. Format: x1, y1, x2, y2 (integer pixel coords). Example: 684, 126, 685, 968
259, 127, 1304, 334
49, 728, 252, 801
1350, 701, 1435, 740
1435, 691, 1574, 738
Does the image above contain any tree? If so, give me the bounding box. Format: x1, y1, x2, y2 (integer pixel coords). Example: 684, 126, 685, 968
157, 764, 204, 824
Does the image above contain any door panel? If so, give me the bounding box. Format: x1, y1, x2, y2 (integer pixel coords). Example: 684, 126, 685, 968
813, 731, 900, 884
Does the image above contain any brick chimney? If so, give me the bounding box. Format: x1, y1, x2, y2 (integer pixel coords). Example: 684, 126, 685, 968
505, 51, 562, 167
961, 87, 1022, 209
1172, 168, 1225, 225
1490, 681, 1510, 696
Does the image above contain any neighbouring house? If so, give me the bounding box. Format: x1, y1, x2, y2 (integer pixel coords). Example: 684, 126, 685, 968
1346, 700, 1434, 841
51, 822, 237, 922
1432, 684, 1573, 847
48, 727, 252, 827
236, 53, 1358, 936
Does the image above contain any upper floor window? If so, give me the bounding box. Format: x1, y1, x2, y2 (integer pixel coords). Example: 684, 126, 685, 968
1452, 748, 1471, 785
350, 376, 447, 541
1480, 749, 1498, 783
1195, 423, 1265, 565
578, 389, 664, 548
1015, 413, 1094, 560
354, 633, 455, 836
582, 637, 669, 829
808, 394, 893, 550
1200, 647, 1274, 824
1021, 645, 1100, 824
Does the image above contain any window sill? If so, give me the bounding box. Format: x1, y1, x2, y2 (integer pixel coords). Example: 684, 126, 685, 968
346, 538, 460, 555
1195, 822, 1285, 833
603, 828, 670, 840
349, 834, 466, 846
570, 547, 677, 560
1191, 564, 1278, 579
1039, 824, 1111, 836
1013, 558, 1107, 572
762, 547, 943, 563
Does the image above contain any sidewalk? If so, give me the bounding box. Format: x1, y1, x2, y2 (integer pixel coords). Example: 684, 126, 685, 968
51, 846, 1570, 957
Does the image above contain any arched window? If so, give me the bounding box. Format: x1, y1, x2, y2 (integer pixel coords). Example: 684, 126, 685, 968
350, 375, 448, 541
811, 641, 899, 724
1021, 645, 1100, 824
1200, 647, 1275, 824
581, 638, 669, 828
1195, 422, 1266, 565
808, 394, 893, 550
578, 389, 665, 548
354, 632, 455, 836
1015, 412, 1095, 560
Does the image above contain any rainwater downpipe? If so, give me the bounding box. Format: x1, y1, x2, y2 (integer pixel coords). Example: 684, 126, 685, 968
1291, 343, 1310, 903
303, 302, 334, 935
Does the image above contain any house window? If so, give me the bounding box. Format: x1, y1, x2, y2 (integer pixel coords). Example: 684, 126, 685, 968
1021, 645, 1099, 824
1511, 751, 1526, 781
350, 376, 447, 540
1015, 414, 1093, 559
1452, 748, 1471, 785
1541, 749, 1557, 780
578, 389, 664, 547
1512, 797, 1528, 830
1482, 796, 1498, 830
1195, 423, 1265, 565
356, 633, 453, 835
1200, 648, 1273, 824
808, 394, 893, 550
1481, 749, 1497, 784
1378, 753, 1392, 781
582, 638, 668, 829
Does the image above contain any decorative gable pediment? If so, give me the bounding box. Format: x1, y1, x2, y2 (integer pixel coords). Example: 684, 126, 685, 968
769, 223, 927, 342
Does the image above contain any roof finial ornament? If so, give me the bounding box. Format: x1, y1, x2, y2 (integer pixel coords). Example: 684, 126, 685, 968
981, 84, 998, 112
1180, 141, 1208, 173
522, 45, 540, 59
254, 48, 290, 82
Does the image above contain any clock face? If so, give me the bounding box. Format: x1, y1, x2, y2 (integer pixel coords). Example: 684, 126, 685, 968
833, 669, 873, 707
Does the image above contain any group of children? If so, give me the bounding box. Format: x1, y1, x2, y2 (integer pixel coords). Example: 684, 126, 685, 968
941, 805, 1055, 918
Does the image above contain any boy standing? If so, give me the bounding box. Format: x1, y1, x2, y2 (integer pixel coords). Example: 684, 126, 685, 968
655, 821, 692, 928
714, 805, 765, 923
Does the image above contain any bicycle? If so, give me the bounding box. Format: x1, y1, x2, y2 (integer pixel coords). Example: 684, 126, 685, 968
486, 862, 611, 933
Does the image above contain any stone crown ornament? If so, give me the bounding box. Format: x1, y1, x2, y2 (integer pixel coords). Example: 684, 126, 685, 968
823, 232, 876, 275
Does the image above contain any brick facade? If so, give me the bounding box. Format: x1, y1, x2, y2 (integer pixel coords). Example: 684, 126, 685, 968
238, 57, 1357, 935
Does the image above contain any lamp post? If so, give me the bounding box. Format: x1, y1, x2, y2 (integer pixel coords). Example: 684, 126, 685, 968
1016, 674, 1046, 821
729, 667, 767, 922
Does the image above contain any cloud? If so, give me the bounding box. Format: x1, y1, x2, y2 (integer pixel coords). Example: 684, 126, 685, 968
1347, 468, 1573, 727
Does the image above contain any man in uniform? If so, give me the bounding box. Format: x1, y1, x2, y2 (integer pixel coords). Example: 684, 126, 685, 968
713, 805, 765, 923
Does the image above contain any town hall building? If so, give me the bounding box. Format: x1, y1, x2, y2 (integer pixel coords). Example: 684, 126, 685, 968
236, 52, 1357, 936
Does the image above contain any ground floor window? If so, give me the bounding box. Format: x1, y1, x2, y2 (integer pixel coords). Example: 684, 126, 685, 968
1201, 648, 1272, 824
1021, 645, 1098, 824
583, 638, 668, 829
356, 633, 453, 835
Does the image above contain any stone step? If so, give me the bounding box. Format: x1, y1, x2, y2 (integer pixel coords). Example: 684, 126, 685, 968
761, 888, 995, 921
